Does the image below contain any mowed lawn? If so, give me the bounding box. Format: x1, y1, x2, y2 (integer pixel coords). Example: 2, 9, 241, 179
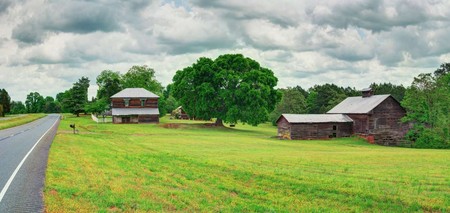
44, 115, 450, 212
0, 114, 46, 130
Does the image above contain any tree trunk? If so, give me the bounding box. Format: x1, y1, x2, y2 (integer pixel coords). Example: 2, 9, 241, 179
215, 118, 224, 126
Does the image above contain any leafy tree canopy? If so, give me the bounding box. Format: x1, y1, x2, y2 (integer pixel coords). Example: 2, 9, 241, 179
269, 87, 307, 125
402, 64, 450, 148
25, 92, 45, 113
10, 101, 27, 114
0, 88, 11, 115
96, 70, 122, 101
121, 65, 163, 95
172, 54, 281, 126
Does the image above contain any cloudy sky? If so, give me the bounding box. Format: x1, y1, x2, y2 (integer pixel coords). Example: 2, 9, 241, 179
1, 0, 449, 101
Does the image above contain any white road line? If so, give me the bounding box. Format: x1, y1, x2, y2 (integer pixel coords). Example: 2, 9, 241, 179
0, 116, 59, 203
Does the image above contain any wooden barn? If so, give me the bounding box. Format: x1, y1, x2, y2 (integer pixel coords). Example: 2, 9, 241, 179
276, 114, 353, 140
327, 88, 409, 145
111, 88, 159, 124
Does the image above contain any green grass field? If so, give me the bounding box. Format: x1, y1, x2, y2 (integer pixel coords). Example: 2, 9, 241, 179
44, 115, 450, 212
0, 114, 46, 130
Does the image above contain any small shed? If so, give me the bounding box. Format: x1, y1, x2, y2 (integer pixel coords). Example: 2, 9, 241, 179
276, 114, 354, 140
172, 106, 189, 120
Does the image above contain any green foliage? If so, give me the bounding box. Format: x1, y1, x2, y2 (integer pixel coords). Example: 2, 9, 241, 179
121, 65, 163, 95
84, 99, 109, 115
0, 88, 11, 115
71, 77, 90, 116
307, 84, 350, 113
96, 70, 122, 101
269, 87, 307, 125
370, 82, 406, 102
25, 92, 45, 113
164, 96, 178, 114
10, 101, 27, 114
402, 64, 450, 149
44, 96, 61, 113
57, 90, 73, 113
172, 54, 281, 126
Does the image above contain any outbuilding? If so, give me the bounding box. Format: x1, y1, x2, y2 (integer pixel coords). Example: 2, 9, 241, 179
276, 114, 354, 140
111, 88, 160, 124
327, 88, 410, 144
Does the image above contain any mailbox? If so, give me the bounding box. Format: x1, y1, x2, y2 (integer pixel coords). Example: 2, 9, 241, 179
70, 124, 76, 134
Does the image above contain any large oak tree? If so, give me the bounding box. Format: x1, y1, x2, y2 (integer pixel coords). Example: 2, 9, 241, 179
172, 54, 281, 126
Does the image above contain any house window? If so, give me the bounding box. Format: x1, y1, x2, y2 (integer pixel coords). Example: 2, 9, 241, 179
140, 99, 146, 107
124, 99, 130, 107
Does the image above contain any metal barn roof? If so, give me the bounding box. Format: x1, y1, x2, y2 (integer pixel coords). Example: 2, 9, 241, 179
111, 88, 159, 98
112, 108, 159, 116
279, 114, 353, 124
327, 94, 390, 114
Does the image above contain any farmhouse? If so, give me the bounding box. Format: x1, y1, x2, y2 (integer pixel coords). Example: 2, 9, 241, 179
277, 88, 410, 145
327, 88, 409, 144
111, 88, 159, 124
276, 114, 353, 140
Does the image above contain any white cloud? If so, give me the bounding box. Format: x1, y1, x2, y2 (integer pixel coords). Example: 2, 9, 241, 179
0, 0, 449, 102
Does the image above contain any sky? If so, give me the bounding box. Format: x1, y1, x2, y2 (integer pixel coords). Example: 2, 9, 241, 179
1, 0, 449, 102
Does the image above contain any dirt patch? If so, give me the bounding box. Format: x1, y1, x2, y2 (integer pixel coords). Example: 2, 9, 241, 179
49, 189, 58, 196
160, 123, 223, 129
161, 123, 182, 129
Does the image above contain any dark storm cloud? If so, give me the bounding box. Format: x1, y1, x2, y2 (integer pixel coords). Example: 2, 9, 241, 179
190, 0, 300, 27
0, 0, 13, 14
308, 1, 434, 32
12, 1, 121, 43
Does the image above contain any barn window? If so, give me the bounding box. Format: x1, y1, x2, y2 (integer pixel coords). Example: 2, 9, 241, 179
124, 99, 130, 107
140, 99, 146, 107
333, 125, 337, 130
332, 133, 337, 137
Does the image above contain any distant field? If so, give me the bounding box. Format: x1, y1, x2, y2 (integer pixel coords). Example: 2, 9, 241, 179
44, 115, 450, 212
0, 114, 46, 130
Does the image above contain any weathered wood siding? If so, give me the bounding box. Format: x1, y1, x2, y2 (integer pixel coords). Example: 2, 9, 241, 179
289, 123, 353, 140
138, 115, 159, 123
277, 116, 291, 139
113, 116, 139, 124
347, 96, 409, 144
111, 98, 158, 108
277, 116, 353, 140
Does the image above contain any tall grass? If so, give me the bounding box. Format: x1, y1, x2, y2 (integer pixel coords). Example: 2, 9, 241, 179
0, 114, 46, 130
44, 115, 450, 212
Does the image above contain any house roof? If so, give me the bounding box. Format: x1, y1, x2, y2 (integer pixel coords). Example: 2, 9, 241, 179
327, 94, 390, 114
112, 108, 159, 116
111, 88, 159, 98
278, 114, 353, 124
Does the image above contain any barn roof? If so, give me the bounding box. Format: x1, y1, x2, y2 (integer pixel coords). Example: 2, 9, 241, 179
278, 114, 353, 124
327, 94, 390, 114
112, 108, 159, 116
111, 88, 159, 98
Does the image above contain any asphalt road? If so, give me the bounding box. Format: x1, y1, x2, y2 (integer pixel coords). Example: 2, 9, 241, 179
0, 114, 60, 212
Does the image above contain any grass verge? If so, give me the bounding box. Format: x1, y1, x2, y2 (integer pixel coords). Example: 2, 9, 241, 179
0, 114, 46, 130
45, 115, 450, 212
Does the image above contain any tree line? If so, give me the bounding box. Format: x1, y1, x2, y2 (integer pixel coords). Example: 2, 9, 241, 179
0, 54, 448, 148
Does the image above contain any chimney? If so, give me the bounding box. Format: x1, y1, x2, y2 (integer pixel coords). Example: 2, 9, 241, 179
361, 88, 373, 98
